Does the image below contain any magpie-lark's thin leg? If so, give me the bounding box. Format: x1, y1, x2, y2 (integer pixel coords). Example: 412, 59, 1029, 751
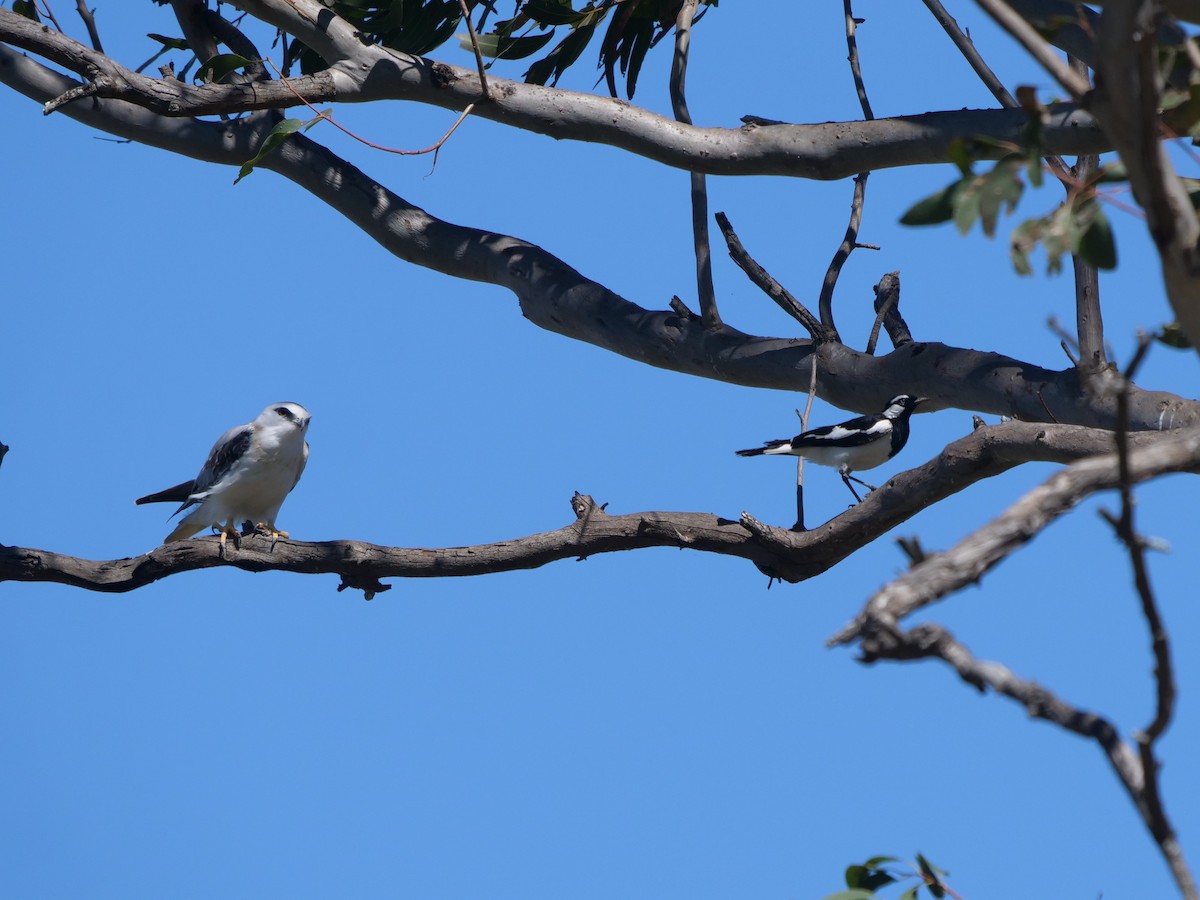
845, 472, 879, 494
840, 473, 864, 504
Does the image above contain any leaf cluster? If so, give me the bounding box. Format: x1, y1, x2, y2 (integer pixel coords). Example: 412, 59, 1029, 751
282, 0, 713, 98
901, 133, 1116, 276
821, 853, 951, 900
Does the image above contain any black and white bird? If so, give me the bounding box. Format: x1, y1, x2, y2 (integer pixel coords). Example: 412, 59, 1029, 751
136, 402, 311, 547
736, 395, 922, 503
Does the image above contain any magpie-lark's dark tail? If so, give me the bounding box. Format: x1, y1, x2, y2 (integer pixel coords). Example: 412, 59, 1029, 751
735, 440, 791, 457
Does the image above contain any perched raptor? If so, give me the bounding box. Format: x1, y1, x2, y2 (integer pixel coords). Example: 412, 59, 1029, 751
736, 395, 921, 503
137, 402, 311, 547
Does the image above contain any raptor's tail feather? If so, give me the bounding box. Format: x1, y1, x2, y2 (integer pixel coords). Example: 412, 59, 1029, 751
136, 479, 196, 505
164, 521, 204, 543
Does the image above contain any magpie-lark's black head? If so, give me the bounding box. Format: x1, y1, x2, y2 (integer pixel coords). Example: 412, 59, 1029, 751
881, 395, 923, 419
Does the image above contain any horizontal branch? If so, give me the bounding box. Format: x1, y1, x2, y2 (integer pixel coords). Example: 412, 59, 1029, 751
2, 424, 1190, 594
0, 7, 1113, 180
830, 423, 1200, 646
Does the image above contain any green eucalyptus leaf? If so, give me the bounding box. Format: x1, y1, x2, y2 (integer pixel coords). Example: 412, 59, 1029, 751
525, 20, 598, 86
522, 0, 588, 26
147, 33, 191, 50
197, 53, 254, 84
1157, 322, 1192, 348
463, 29, 556, 60
235, 117, 306, 184
1076, 201, 1117, 269
899, 180, 964, 226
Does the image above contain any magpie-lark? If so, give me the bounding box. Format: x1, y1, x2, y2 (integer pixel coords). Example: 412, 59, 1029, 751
736, 395, 922, 503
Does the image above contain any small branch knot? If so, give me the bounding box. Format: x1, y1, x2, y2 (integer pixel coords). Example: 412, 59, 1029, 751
336, 573, 392, 601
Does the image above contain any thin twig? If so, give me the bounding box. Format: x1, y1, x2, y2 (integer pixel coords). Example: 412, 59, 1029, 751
74, 0, 102, 53
715, 211, 826, 340
974, 0, 1091, 100
671, 0, 719, 328
1096, 336, 1195, 899
849, 621, 1157, 866
922, 0, 1074, 183
922, 0, 1015, 106
34, 0, 63, 33
793, 352, 820, 531
457, 0, 492, 101
817, 2, 874, 342
264, 58, 475, 158
818, 171, 867, 342
843, 0, 873, 120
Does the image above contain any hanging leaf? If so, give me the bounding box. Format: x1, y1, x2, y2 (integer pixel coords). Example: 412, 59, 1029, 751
525, 20, 599, 86
234, 114, 327, 184
899, 180, 965, 226
523, 0, 591, 26
463, 29, 556, 60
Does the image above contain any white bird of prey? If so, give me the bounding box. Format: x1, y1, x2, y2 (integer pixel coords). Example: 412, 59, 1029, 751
136, 402, 311, 547
736, 395, 922, 503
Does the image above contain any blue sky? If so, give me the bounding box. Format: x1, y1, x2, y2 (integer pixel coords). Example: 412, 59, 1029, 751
2, 2, 1199, 898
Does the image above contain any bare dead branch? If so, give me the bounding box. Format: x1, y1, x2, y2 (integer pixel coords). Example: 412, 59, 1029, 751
843, 0, 873, 120
1095, 338, 1196, 897
867, 272, 912, 353
3, 424, 1182, 593
74, 0, 102, 53
829, 423, 1200, 647
817, 171, 867, 342
671, 0, 720, 328
715, 211, 827, 340
815, 4, 875, 339
848, 622, 1155, 860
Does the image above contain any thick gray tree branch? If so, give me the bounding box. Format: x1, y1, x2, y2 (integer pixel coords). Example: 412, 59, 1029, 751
0, 8, 1113, 180
0, 43, 1194, 431
1, 424, 1190, 593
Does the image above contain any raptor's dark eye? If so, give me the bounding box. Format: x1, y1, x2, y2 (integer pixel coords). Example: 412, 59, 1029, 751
275, 406, 294, 419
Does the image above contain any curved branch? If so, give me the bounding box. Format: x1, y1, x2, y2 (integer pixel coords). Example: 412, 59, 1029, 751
0, 8, 1113, 180
830, 423, 1200, 646
2, 424, 1190, 593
